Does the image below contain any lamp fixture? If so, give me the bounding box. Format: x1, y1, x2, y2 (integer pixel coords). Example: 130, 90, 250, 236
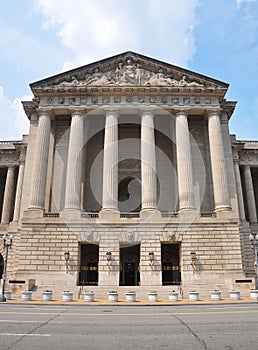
190, 249, 197, 273
64, 250, 70, 274
0, 234, 13, 302
106, 250, 112, 273
149, 251, 154, 271
249, 233, 258, 280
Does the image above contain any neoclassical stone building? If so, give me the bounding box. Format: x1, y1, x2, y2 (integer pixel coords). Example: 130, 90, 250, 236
0, 52, 257, 298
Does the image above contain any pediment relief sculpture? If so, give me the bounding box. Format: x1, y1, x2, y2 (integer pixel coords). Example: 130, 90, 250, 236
56, 59, 205, 88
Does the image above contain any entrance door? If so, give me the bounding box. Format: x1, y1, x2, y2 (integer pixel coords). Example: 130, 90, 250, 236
161, 244, 181, 285
79, 244, 99, 285
120, 244, 140, 286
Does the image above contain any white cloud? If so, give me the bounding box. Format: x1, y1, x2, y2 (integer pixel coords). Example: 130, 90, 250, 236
0, 87, 30, 140
33, 0, 199, 68
237, 0, 256, 8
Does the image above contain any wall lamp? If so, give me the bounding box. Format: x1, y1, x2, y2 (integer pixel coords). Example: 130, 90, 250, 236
249, 233, 258, 279
106, 250, 112, 273
190, 249, 197, 272
64, 250, 70, 274
0, 234, 13, 302
149, 251, 154, 271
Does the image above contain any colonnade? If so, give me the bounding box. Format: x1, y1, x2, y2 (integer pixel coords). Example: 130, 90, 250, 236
24, 108, 238, 219
0, 151, 26, 224
234, 160, 257, 223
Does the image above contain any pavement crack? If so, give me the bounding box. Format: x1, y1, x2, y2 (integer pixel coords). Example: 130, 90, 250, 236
173, 314, 208, 350
5, 312, 60, 350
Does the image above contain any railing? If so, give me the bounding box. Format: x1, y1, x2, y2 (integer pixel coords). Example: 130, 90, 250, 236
161, 212, 178, 218
0, 140, 23, 144
200, 212, 216, 218
42, 211, 217, 219
120, 212, 140, 218
81, 212, 99, 218
43, 213, 60, 218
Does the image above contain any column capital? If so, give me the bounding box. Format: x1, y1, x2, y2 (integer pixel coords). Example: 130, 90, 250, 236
105, 110, 119, 118
206, 109, 222, 118
243, 164, 251, 170
174, 109, 189, 117
220, 112, 229, 124
141, 109, 155, 118
37, 109, 53, 118
70, 110, 86, 118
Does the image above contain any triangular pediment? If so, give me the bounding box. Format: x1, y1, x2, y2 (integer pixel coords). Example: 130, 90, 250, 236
30, 51, 228, 92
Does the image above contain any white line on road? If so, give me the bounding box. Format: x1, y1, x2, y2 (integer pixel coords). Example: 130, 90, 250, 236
0, 333, 51, 337
0, 320, 42, 323
208, 306, 258, 310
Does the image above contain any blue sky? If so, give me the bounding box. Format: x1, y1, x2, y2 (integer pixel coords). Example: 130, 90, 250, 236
0, 0, 257, 140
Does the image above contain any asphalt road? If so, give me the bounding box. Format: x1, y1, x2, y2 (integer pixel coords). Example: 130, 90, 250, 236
0, 303, 258, 350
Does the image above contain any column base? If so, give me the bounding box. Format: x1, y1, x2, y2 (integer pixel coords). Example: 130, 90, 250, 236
214, 205, 232, 212
99, 209, 120, 221
140, 209, 161, 221
23, 209, 44, 219
61, 209, 81, 220
178, 208, 198, 223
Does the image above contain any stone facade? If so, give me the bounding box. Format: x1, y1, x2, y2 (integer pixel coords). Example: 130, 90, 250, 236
0, 51, 257, 298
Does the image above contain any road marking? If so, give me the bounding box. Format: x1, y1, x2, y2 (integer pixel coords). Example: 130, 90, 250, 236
0, 320, 43, 323
0, 333, 51, 337
0, 310, 258, 317
208, 306, 257, 310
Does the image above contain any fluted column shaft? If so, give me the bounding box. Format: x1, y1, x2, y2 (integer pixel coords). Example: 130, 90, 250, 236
243, 165, 257, 222
141, 111, 157, 210
1, 166, 15, 224
234, 161, 246, 221
13, 160, 25, 222
208, 111, 231, 211
102, 111, 118, 210
28, 111, 51, 210
175, 111, 195, 210
64, 111, 84, 210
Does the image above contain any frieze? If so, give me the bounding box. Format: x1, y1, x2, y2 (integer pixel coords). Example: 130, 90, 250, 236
239, 153, 258, 165
0, 154, 19, 165
55, 59, 205, 88
39, 95, 217, 108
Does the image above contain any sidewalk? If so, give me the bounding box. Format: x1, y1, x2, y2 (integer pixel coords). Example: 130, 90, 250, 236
4, 296, 258, 306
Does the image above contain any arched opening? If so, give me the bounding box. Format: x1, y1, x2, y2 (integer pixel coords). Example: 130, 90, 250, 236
118, 176, 141, 212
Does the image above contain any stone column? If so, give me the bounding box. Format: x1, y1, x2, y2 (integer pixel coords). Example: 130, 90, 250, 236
1, 166, 15, 224
208, 111, 231, 211
141, 110, 159, 214
175, 110, 195, 211
64, 111, 84, 214
243, 165, 257, 222
12, 157, 25, 222
100, 111, 119, 219
233, 159, 246, 221
28, 111, 51, 212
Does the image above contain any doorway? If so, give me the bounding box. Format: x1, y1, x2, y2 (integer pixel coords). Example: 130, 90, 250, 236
161, 243, 181, 285
79, 244, 99, 285
119, 244, 140, 286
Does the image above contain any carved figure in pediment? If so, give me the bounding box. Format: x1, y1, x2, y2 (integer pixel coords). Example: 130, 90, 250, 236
135, 64, 143, 85
144, 69, 174, 86
57, 76, 79, 87
55, 59, 206, 88
177, 75, 203, 87
120, 59, 136, 84
85, 68, 104, 85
